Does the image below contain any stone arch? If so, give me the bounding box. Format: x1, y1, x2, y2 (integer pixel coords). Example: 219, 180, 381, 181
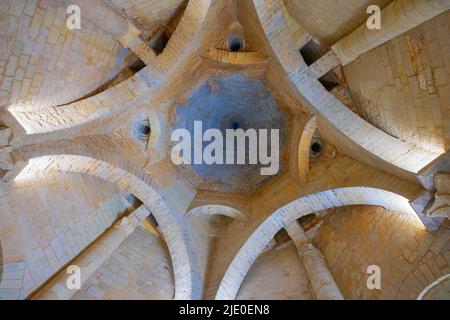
125, 107, 169, 166
251, 0, 441, 181
185, 205, 247, 221
156, 0, 212, 70
1, 0, 136, 113
16, 112, 169, 179
215, 186, 419, 299
146, 107, 169, 165
0, 239, 25, 300
9, 66, 157, 135
10, 0, 212, 137
14, 155, 196, 300
417, 274, 450, 300
297, 116, 317, 182
202, 49, 268, 66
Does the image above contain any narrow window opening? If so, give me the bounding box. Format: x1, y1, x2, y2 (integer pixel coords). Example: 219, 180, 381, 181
274, 229, 291, 244
299, 39, 324, 66
123, 193, 143, 209
0, 169, 7, 180
228, 37, 243, 52
148, 30, 169, 55
132, 116, 151, 142
129, 57, 146, 73
310, 142, 322, 154
141, 125, 151, 136
146, 214, 159, 228
318, 71, 340, 91
297, 213, 316, 225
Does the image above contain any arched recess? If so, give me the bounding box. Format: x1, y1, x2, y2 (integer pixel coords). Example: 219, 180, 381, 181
297, 116, 317, 182
185, 205, 247, 221
215, 186, 420, 299
14, 155, 196, 300
107, 0, 187, 39
417, 274, 450, 300
145, 107, 169, 165
13, 104, 170, 172
9, 66, 157, 136
251, 0, 441, 181
1, 0, 132, 112
202, 48, 268, 65
156, 0, 211, 70
9, 0, 212, 137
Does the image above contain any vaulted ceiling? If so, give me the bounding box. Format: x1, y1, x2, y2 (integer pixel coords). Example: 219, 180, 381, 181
0, 0, 449, 301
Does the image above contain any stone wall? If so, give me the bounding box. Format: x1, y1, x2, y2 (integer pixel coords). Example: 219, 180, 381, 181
422, 277, 450, 300
109, 0, 186, 37
314, 205, 450, 299
0, 0, 127, 110
72, 227, 174, 300
0, 171, 131, 299
1, 0, 448, 301
344, 11, 450, 153
284, 0, 392, 45
237, 243, 312, 300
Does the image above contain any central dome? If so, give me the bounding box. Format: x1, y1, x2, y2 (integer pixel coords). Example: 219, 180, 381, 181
172, 74, 287, 193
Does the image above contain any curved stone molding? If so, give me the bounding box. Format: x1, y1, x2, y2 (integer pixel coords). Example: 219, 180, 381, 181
216, 186, 419, 299
411, 153, 449, 228
14, 155, 196, 300
1, 0, 447, 302
308, 0, 450, 77
157, 0, 212, 71
0, 126, 12, 179
285, 221, 343, 300
331, 0, 450, 66
33, 205, 151, 300
146, 108, 170, 165
108, 0, 186, 38
8, 0, 212, 136
425, 173, 450, 219
297, 116, 317, 182
0, 236, 26, 300
0, 261, 25, 300
252, 0, 441, 181
0, 0, 129, 111
417, 273, 450, 300
186, 205, 247, 221
202, 48, 268, 65
10, 66, 157, 135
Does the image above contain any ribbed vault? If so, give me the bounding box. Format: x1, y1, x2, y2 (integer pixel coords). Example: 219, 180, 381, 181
0, 0, 449, 301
